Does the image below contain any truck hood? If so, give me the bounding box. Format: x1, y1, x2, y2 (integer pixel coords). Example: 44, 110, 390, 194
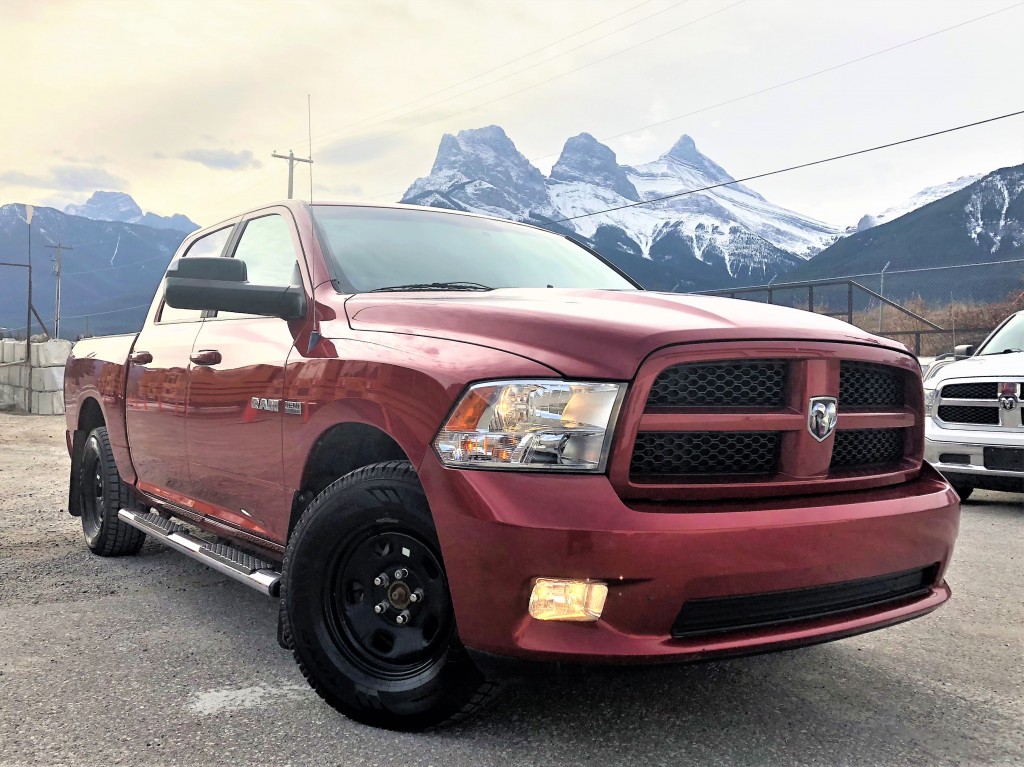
925, 351, 1024, 387
340, 289, 907, 379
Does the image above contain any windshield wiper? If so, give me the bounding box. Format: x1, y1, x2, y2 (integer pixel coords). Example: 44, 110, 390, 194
369, 281, 493, 293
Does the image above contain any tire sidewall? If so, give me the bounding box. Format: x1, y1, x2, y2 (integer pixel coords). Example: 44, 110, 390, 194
81, 430, 112, 549
284, 468, 482, 727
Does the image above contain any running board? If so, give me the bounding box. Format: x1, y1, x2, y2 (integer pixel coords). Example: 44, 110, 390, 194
118, 509, 281, 597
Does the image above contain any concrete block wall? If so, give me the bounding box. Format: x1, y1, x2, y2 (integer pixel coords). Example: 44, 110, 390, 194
0, 339, 72, 415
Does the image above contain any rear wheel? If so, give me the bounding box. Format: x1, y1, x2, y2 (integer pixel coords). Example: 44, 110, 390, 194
79, 427, 146, 556
281, 461, 500, 730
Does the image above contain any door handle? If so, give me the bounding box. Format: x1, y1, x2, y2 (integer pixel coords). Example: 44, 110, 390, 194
129, 351, 153, 365
190, 350, 222, 366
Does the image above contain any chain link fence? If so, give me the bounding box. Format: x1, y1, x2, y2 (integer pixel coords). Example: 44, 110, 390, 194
700, 259, 1024, 357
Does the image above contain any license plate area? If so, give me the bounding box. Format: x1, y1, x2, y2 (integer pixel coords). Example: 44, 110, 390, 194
983, 447, 1024, 472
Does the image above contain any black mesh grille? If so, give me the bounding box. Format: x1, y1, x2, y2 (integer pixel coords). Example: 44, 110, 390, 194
646, 361, 786, 408
937, 405, 1000, 425
839, 362, 905, 409
671, 565, 938, 637
631, 432, 780, 476
941, 382, 997, 400
830, 429, 905, 468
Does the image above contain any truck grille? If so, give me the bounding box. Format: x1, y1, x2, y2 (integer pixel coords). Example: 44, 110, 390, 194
619, 348, 921, 500
937, 405, 1001, 425
830, 429, 905, 468
671, 564, 938, 637
647, 361, 786, 408
941, 382, 997, 400
631, 432, 779, 476
839, 362, 905, 408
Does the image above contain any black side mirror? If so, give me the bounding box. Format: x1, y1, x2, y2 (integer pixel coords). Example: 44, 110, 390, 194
164, 257, 306, 320
952, 344, 976, 360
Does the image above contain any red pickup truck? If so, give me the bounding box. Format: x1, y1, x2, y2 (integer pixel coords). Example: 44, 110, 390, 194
64, 200, 960, 730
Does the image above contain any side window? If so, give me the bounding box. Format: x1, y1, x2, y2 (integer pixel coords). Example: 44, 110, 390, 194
158, 226, 234, 323
216, 214, 301, 319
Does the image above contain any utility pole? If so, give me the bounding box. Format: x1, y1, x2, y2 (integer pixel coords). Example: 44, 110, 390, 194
46, 242, 73, 339
271, 149, 313, 199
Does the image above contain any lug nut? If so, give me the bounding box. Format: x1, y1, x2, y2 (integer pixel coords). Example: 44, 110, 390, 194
410, 589, 424, 603
393, 568, 408, 580
373, 573, 389, 587
373, 601, 389, 615
395, 610, 411, 625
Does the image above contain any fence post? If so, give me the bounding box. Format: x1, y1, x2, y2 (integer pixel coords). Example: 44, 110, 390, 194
847, 282, 854, 325
808, 285, 815, 313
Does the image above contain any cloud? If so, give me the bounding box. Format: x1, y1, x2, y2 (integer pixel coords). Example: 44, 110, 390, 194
0, 164, 127, 191
177, 148, 263, 170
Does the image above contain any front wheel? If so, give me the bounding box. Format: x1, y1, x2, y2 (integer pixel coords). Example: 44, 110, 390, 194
280, 461, 500, 730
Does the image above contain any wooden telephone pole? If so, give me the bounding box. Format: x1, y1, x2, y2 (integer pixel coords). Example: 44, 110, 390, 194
271, 150, 312, 199
46, 242, 73, 339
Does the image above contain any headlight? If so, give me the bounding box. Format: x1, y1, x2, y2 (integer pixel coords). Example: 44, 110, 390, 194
924, 387, 936, 416
433, 380, 627, 472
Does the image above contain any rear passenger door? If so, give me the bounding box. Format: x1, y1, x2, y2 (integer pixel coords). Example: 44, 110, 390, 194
184, 208, 310, 543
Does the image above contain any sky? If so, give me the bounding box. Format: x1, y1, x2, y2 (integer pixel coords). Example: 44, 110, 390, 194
1, 0, 1022, 230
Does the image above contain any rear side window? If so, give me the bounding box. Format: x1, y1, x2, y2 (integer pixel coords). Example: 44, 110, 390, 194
159, 226, 234, 323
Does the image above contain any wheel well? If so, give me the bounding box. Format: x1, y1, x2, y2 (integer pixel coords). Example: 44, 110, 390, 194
78, 397, 105, 434
69, 397, 106, 517
290, 423, 410, 537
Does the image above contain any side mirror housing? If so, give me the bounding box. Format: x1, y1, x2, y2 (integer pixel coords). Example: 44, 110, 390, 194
164, 257, 306, 320
952, 344, 976, 360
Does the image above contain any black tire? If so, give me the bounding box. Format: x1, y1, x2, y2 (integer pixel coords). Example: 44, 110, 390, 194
79, 427, 146, 557
280, 460, 500, 731
951, 483, 974, 502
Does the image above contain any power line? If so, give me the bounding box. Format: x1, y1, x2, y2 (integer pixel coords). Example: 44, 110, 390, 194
535, 1, 1024, 160
554, 109, 1024, 222
353, 2, 1024, 203
59, 302, 152, 321
301, 0, 694, 148
308, 0, 747, 162
297, 0, 668, 145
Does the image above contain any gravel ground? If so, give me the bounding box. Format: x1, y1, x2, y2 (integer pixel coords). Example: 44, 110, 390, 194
1, 413, 1021, 767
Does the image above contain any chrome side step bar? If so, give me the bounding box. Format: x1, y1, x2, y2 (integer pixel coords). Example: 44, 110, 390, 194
118, 509, 281, 596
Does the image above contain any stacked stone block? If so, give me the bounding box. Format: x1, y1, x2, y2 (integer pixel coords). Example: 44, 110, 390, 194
0, 339, 72, 414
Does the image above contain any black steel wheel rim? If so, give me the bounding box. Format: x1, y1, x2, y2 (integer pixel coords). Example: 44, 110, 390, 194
325, 527, 453, 679
80, 450, 104, 538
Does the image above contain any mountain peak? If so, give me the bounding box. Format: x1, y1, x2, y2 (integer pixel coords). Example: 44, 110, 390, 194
550, 133, 639, 201
661, 134, 735, 184
66, 190, 143, 222
406, 125, 562, 222
64, 190, 198, 233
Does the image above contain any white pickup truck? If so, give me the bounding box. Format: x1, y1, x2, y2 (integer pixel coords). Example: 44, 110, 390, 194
924, 311, 1023, 500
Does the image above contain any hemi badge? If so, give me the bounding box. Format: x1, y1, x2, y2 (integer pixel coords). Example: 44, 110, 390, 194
284, 401, 303, 415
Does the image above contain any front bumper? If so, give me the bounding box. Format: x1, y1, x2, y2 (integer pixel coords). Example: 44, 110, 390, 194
418, 458, 960, 663
925, 421, 1024, 489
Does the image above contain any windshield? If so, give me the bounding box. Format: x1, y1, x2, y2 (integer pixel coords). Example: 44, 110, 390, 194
312, 205, 638, 293
978, 312, 1023, 355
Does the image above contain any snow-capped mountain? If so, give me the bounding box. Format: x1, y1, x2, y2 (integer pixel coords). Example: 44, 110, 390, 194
790, 164, 1024, 303
65, 191, 198, 233
0, 203, 188, 338
401, 126, 838, 290
847, 174, 984, 233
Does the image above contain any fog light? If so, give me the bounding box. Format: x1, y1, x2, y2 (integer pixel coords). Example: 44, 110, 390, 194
528, 578, 608, 622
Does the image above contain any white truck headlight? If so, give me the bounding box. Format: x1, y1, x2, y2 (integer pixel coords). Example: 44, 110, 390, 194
433, 380, 627, 472
923, 387, 936, 417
